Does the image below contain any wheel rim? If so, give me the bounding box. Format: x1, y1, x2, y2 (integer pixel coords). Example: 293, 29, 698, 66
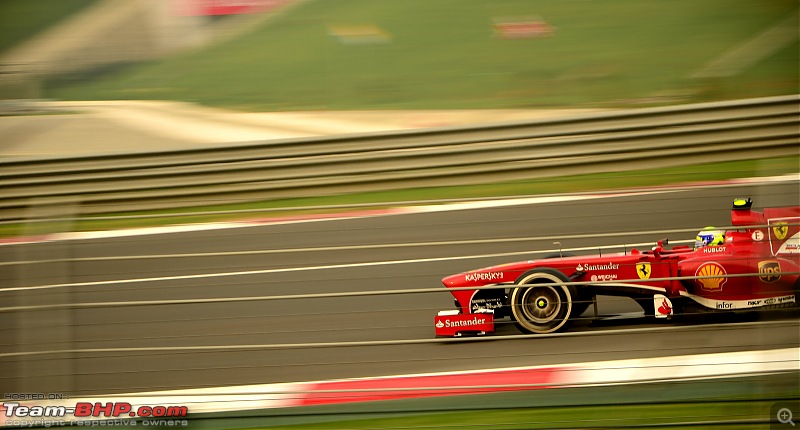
520, 286, 561, 323
511, 272, 573, 334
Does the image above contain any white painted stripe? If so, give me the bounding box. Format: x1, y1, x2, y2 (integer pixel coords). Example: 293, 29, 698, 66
1, 174, 797, 246
732, 172, 800, 184
1, 235, 696, 266
0, 240, 691, 293
1, 319, 794, 359
2, 347, 795, 422
566, 347, 799, 387
49, 222, 254, 241
9, 194, 628, 244
47, 210, 409, 241
404, 193, 619, 213
0, 250, 541, 293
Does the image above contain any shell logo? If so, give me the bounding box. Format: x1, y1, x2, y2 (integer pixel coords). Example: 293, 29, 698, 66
695, 262, 727, 291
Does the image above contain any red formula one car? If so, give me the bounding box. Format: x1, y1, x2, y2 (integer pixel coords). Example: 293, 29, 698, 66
434, 198, 800, 336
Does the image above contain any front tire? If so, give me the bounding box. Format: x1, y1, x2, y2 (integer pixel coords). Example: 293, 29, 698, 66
510, 269, 575, 334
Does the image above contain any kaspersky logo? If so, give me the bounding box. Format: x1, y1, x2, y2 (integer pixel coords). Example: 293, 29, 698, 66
696, 262, 727, 291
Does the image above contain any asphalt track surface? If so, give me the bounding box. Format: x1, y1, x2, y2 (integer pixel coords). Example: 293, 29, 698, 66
1, 182, 799, 396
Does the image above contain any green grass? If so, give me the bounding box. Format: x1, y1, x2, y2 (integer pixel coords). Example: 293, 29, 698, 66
44, 0, 799, 110
65, 397, 797, 430
2, 155, 796, 238
206, 400, 788, 429
0, 0, 97, 54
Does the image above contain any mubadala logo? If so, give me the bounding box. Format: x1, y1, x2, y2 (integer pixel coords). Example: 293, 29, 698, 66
578, 262, 619, 271
591, 274, 617, 282
465, 272, 504, 282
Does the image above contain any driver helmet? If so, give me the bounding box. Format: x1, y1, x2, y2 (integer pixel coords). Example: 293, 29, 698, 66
695, 227, 725, 249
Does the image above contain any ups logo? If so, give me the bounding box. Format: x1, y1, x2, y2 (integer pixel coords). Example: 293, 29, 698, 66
758, 260, 781, 283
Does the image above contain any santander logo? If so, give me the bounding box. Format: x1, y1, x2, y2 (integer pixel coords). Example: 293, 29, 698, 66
657, 300, 672, 315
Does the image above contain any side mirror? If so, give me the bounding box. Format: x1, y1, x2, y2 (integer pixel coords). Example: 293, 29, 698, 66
652, 239, 669, 256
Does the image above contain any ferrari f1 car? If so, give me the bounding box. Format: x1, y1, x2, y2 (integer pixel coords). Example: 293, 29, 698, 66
434, 198, 800, 336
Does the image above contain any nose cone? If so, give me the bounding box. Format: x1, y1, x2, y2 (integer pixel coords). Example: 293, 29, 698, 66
442, 273, 464, 288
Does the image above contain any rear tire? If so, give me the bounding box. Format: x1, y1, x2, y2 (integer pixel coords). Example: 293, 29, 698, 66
511, 269, 575, 334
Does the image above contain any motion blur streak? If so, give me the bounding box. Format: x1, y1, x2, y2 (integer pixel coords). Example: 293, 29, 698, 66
1, 187, 798, 397
0, 239, 693, 293
1, 320, 797, 359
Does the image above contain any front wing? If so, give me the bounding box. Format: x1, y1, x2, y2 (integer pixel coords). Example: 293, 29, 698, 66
434, 310, 494, 337
434, 295, 674, 337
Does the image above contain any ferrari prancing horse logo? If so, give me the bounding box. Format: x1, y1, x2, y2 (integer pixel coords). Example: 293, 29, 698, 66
772, 222, 789, 240
636, 262, 651, 280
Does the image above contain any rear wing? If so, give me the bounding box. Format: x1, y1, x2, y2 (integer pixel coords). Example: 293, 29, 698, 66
764, 207, 800, 255
729, 199, 799, 255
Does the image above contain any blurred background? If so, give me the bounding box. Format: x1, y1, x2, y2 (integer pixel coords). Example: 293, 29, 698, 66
0, 0, 798, 429
2, 0, 798, 109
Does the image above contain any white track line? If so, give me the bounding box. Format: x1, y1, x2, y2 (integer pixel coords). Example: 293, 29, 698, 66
2, 174, 797, 246
1, 231, 698, 266
2, 346, 796, 417
0, 240, 692, 294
